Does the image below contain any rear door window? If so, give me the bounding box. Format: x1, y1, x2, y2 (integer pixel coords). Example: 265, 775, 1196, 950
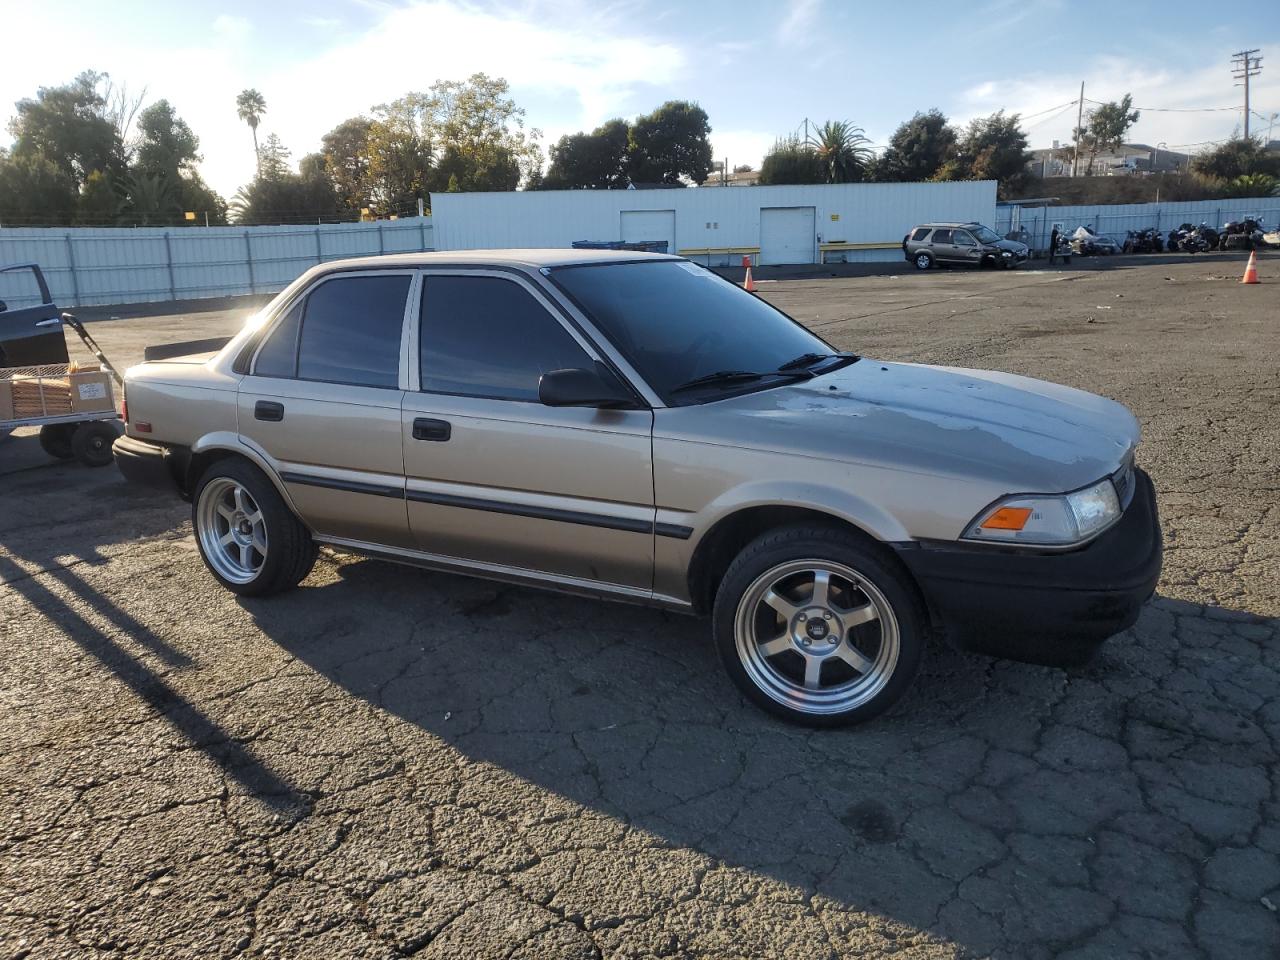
931, 229, 953, 244
295, 274, 410, 388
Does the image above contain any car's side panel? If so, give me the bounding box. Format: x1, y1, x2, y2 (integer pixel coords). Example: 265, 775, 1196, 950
122, 367, 241, 448
402, 394, 656, 589
237, 377, 412, 548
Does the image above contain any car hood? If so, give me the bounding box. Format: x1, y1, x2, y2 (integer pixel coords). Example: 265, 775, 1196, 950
993, 238, 1028, 254
658, 360, 1139, 493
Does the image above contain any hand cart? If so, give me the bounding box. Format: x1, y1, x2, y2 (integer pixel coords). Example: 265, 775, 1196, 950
0, 263, 125, 467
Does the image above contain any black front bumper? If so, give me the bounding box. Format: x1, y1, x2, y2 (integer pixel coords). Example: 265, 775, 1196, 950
893, 469, 1162, 666
113, 435, 181, 492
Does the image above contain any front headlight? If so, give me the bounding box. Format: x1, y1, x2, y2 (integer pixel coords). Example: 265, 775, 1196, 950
1001, 250, 1013, 257
962, 478, 1121, 547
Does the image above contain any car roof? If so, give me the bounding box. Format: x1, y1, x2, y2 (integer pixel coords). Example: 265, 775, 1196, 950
915, 222, 981, 229
318, 248, 681, 271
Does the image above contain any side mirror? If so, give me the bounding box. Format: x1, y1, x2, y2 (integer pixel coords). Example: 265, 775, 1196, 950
539, 364, 635, 409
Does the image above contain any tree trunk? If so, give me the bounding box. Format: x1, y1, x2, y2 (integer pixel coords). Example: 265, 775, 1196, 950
251, 127, 260, 173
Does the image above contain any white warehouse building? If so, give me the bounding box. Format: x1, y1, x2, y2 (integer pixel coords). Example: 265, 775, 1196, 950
431, 180, 998, 267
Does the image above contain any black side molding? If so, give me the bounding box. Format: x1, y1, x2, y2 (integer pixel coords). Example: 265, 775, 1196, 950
280, 472, 403, 499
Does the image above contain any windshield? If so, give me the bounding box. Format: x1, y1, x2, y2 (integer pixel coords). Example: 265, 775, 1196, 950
970, 225, 1002, 243
549, 260, 835, 404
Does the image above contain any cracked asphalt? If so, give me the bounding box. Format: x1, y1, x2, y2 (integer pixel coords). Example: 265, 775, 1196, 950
1, 256, 1278, 959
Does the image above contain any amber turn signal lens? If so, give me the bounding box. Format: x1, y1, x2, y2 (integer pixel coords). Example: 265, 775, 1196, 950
981, 506, 1033, 530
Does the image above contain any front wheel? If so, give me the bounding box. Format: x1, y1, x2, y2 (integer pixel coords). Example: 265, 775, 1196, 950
913, 252, 933, 270
712, 526, 926, 726
193, 458, 317, 596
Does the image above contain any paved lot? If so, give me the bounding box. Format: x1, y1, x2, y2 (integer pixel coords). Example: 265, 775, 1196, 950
1, 257, 1278, 959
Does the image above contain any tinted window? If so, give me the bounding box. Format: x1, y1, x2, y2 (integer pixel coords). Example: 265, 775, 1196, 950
954, 231, 977, 246
254, 300, 302, 378
931, 229, 953, 244
296, 275, 410, 388
550, 260, 833, 404
910, 228, 930, 242
419, 276, 592, 401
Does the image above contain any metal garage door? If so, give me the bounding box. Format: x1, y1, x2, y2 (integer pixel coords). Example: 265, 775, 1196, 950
620, 210, 676, 254
759, 207, 816, 265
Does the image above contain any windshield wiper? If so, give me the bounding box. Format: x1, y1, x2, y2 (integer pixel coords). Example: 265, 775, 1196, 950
670, 368, 813, 395
777, 351, 861, 372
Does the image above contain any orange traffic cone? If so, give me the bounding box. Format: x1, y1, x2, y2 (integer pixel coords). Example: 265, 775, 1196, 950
742, 254, 757, 293
1242, 250, 1260, 284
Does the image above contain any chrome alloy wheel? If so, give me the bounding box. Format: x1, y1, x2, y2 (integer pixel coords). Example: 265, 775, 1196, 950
733, 559, 901, 716
196, 477, 268, 584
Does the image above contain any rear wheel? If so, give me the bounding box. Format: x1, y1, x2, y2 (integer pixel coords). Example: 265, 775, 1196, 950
193, 459, 317, 596
71, 420, 122, 467
913, 252, 933, 270
38, 423, 76, 460
712, 525, 926, 726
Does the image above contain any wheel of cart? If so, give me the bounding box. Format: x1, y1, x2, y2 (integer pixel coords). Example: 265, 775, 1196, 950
1, 262, 126, 467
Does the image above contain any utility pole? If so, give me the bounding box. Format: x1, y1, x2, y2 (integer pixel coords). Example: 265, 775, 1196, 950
1232, 49, 1262, 139
1071, 82, 1085, 177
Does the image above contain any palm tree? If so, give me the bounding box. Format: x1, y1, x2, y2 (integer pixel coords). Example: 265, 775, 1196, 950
810, 120, 873, 184
235, 89, 267, 171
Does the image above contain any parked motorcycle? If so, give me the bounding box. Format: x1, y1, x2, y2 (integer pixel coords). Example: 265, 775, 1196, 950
1071, 225, 1119, 255
1169, 222, 1215, 254
1220, 217, 1265, 251
1122, 227, 1164, 253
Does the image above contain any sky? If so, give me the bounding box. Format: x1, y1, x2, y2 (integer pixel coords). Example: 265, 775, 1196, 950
1, 0, 1277, 198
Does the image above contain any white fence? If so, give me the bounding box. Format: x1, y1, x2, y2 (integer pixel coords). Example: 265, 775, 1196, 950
0, 218, 434, 309
995, 196, 1280, 252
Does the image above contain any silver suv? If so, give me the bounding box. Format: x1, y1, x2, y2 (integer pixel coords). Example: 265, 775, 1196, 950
903, 222, 1030, 270
114, 250, 1161, 726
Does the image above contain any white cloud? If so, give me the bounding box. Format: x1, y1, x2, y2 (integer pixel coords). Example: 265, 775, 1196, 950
953, 46, 1280, 155
709, 129, 776, 171
0, 1, 686, 198
780, 0, 821, 46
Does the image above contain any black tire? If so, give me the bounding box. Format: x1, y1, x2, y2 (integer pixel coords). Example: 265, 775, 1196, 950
71, 420, 122, 467
913, 251, 933, 271
711, 524, 927, 727
39, 423, 76, 460
192, 458, 317, 597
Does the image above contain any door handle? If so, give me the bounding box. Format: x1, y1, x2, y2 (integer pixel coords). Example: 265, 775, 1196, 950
34, 318, 62, 327
254, 400, 284, 422
412, 417, 451, 441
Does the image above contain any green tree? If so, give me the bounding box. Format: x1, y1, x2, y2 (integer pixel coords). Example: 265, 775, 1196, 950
410, 73, 542, 192
876, 109, 957, 181
939, 111, 1031, 198
626, 101, 712, 185
133, 99, 200, 179
7, 71, 126, 189
1223, 172, 1278, 197
0, 149, 78, 225
128, 171, 179, 225
77, 169, 123, 224
810, 120, 872, 183
365, 101, 433, 213
235, 88, 267, 170
231, 137, 338, 224
320, 117, 375, 212
541, 118, 630, 189
1191, 137, 1280, 181
757, 135, 824, 185
1074, 94, 1140, 174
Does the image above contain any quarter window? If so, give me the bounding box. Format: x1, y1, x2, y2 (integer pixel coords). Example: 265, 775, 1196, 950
295, 275, 410, 388
419, 276, 593, 401
911, 228, 930, 242
254, 300, 303, 378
